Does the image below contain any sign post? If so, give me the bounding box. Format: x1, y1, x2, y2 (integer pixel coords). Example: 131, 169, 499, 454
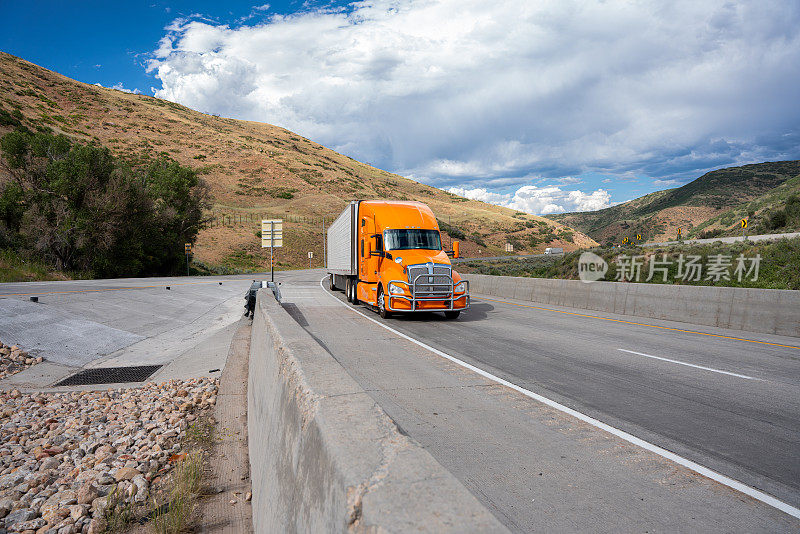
184, 243, 192, 276
308, 251, 314, 269
261, 219, 283, 282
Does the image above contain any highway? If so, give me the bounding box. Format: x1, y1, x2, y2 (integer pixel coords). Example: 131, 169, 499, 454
1, 270, 798, 531
276, 269, 799, 531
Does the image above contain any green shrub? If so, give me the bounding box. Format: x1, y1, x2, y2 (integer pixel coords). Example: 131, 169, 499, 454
0, 128, 210, 277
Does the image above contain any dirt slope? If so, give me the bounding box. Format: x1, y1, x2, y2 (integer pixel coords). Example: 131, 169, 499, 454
0, 52, 596, 271
550, 161, 800, 244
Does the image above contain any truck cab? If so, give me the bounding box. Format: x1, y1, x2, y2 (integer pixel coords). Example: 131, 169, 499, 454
327, 200, 469, 319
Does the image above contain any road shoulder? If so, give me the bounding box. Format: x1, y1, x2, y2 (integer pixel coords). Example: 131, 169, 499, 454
195, 318, 254, 533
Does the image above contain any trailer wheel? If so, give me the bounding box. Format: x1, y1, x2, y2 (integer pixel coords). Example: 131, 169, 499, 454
378, 288, 391, 319
444, 310, 461, 319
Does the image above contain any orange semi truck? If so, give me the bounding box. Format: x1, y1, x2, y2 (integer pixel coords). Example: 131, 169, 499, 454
326, 200, 469, 319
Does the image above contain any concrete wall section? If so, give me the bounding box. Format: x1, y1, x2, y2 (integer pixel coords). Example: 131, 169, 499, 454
463, 274, 800, 337
248, 291, 508, 533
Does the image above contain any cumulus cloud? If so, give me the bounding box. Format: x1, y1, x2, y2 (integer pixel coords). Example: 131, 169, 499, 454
146, 0, 800, 195
110, 82, 142, 94
449, 185, 612, 215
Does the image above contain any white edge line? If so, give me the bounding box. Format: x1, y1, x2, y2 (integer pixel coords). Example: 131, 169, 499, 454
317, 276, 800, 520
618, 349, 760, 380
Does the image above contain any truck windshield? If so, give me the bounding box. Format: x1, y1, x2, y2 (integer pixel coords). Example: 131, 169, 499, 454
384, 229, 442, 251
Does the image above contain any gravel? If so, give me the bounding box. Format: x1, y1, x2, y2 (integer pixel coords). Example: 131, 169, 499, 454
0, 377, 218, 533
0, 342, 42, 381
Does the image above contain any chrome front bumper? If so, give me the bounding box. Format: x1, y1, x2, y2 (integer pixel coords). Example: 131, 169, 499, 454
385, 276, 469, 312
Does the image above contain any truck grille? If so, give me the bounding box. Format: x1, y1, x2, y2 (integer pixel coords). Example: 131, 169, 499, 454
407, 263, 452, 297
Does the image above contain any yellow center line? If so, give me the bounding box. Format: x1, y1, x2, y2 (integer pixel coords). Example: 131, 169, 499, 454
0, 280, 243, 297
475, 296, 800, 350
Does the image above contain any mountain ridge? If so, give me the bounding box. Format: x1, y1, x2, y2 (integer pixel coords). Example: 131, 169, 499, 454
0, 51, 596, 272
550, 160, 800, 244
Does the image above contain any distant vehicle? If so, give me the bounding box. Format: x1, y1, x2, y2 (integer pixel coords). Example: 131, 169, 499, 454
327, 200, 469, 319
545, 247, 564, 255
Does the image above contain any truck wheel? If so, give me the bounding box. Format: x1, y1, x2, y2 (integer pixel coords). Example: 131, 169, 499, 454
444, 310, 461, 319
351, 281, 359, 305
345, 279, 353, 302
378, 288, 391, 319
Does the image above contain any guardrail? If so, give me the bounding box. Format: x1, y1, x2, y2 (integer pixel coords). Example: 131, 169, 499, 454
247, 290, 508, 532
462, 274, 800, 337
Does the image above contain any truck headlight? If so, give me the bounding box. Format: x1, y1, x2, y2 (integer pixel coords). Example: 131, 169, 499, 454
388, 283, 405, 295
455, 281, 466, 293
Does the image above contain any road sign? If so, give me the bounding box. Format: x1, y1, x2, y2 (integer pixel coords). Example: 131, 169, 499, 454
262, 219, 283, 283
741, 218, 748, 229
308, 251, 313, 259
261, 219, 283, 248
622, 237, 629, 244
636, 234, 642, 241
184, 243, 192, 253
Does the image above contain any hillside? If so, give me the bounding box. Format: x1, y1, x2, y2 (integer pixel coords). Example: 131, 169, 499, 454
550, 161, 800, 244
0, 52, 595, 274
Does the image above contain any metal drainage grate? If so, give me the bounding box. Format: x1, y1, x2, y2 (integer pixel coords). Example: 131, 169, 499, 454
55, 365, 162, 386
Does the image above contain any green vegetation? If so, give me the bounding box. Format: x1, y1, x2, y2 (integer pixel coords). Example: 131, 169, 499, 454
151, 451, 204, 534
0, 248, 77, 282
437, 218, 466, 240
0, 128, 210, 278
551, 161, 800, 242
459, 237, 800, 290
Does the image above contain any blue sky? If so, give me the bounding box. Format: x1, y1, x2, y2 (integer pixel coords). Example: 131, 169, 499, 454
2, 1, 799, 214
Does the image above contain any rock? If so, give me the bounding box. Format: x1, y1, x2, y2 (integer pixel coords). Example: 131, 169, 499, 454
0, 472, 25, 490
95, 473, 113, 486
4, 508, 38, 528
131, 475, 148, 503
113, 468, 139, 482
41, 507, 69, 525
89, 497, 108, 515
0, 497, 13, 517
68, 505, 86, 521
13, 517, 46, 531
75, 484, 97, 505
245, 491, 252, 502
86, 516, 105, 534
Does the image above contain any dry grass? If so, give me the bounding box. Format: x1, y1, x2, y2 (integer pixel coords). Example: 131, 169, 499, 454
102, 486, 137, 532
150, 451, 205, 534
0, 51, 596, 271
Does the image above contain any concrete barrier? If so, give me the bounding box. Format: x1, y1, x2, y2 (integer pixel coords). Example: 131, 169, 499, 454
463, 274, 800, 337
248, 290, 509, 533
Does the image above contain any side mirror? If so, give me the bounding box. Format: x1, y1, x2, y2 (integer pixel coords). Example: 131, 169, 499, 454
452, 240, 460, 259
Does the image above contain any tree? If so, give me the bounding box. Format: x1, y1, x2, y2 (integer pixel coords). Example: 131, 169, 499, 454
0, 129, 210, 277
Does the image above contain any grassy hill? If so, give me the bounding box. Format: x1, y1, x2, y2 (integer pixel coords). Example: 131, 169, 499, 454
550, 161, 800, 244
0, 52, 595, 275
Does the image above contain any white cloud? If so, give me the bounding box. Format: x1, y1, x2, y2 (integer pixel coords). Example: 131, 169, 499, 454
449, 185, 612, 215
146, 0, 800, 189
108, 82, 142, 94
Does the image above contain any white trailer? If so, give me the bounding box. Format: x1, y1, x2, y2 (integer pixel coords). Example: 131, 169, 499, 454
326, 201, 360, 291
